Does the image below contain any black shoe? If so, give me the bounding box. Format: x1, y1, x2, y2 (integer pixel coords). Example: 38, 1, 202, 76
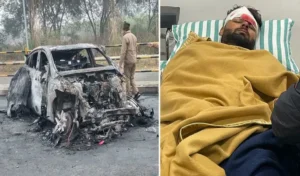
134, 92, 141, 100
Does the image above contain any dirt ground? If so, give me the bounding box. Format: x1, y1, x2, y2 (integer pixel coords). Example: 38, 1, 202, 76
0, 95, 159, 176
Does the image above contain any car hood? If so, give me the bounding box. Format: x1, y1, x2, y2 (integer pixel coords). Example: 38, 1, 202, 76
58, 66, 118, 77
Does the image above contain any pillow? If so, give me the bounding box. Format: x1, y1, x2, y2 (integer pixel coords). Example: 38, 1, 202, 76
161, 18, 299, 74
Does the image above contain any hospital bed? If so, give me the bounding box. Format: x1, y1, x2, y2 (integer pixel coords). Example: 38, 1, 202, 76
160, 7, 299, 74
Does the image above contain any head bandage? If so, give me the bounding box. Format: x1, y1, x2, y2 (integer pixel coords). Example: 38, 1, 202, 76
224, 6, 258, 31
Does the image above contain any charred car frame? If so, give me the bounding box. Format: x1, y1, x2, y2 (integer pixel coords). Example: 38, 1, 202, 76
6, 44, 153, 145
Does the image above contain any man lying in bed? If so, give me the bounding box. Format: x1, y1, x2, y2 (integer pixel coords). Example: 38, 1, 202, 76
160, 5, 300, 176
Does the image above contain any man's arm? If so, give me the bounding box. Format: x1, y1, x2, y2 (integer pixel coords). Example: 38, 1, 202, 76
271, 80, 300, 145
147, 42, 159, 48
119, 36, 127, 73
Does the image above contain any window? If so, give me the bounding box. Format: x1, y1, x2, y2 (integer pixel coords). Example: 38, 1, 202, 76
91, 48, 110, 67
39, 52, 48, 72
52, 49, 93, 71
28, 52, 38, 69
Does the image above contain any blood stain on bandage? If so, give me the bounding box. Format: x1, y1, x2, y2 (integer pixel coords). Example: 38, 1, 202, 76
241, 14, 256, 27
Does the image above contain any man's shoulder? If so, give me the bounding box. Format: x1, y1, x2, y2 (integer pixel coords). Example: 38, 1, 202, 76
124, 31, 135, 36
123, 32, 135, 39
129, 33, 137, 38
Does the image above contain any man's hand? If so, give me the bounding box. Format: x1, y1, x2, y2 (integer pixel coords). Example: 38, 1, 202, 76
147, 42, 159, 48
147, 43, 154, 47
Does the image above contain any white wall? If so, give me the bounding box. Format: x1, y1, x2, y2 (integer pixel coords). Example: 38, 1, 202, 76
160, 0, 300, 67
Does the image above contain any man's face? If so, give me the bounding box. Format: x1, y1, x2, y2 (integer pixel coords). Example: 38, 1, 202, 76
219, 17, 258, 50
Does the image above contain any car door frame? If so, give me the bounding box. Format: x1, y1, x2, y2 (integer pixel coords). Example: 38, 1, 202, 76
28, 50, 44, 115
37, 49, 51, 116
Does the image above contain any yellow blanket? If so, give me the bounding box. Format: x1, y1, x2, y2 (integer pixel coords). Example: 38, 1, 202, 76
160, 32, 300, 176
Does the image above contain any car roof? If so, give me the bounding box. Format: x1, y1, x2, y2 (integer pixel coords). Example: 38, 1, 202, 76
33, 43, 99, 52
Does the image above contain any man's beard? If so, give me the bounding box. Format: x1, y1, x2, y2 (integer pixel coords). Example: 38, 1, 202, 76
221, 28, 256, 50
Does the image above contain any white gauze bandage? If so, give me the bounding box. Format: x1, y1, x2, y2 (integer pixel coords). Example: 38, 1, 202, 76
224, 6, 258, 31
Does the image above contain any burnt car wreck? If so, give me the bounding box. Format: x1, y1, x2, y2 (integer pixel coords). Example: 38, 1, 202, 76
7, 44, 154, 146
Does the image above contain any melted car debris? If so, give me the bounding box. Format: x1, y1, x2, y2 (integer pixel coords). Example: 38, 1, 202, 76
6, 44, 154, 148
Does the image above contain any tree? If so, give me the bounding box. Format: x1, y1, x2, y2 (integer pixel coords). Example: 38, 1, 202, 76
81, 0, 98, 42
0, 30, 7, 46
99, 0, 111, 40
81, 0, 118, 43
0, 0, 158, 48
146, 0, 158, 32
116, 0, 158, 32
1, 0, 24, 38
27, 0, 39, 46
39, 0, 79, 36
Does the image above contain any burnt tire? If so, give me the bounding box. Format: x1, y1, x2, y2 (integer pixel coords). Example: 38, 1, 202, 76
52, 110, 78, 146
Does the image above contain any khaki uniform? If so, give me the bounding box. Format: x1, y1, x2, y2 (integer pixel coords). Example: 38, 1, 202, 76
119, 31, 138, 97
